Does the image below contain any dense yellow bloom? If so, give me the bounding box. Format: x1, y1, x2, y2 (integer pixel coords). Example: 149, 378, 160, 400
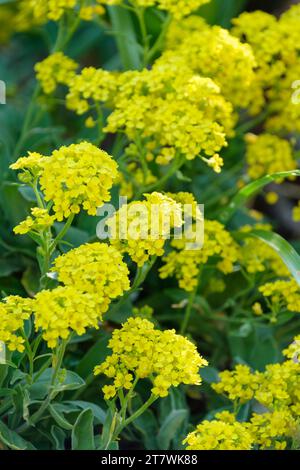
245, 134, 296, 180
66, 67, 117, 115
0, 296, 33, 352
39, 142, 118, 220
107, 192, 183, 266
33, 286, 104, 348
164, 16, 256, 108
16, 0, 76, 27
14, 208, 56, 235
53, 242, 130, 300
94, 317, 207, 399
254, 360, 300, 410
10, 152, 45, 183
212, 364, 260, 404
183, 418, 253, 450
160, 220, 238, 291
259, 279, 300, 313
100, 65, 234, 167
98, 0, 210, 19
247, 410, 297, 450
35, 53, 78, 94
232, 5, 300, 129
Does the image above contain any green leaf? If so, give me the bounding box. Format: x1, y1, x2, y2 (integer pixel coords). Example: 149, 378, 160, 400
51, 425, 66, 450
76, 332, 110, 379
157, 409, 188, 450
30, 369, 85, 400
0, 419, 35, 450
238, 229, 300, 286
49, 404, 73, 431
108, 6, 142, 70
220, 170, 300, 224
72, 409, 95, 450
200, 366, 220, 384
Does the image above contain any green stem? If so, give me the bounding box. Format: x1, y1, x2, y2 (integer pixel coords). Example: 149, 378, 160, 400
50, 213, 75, 251
180, 281, 199, 335
115, 394, 157, 438
17, 339, 68, 434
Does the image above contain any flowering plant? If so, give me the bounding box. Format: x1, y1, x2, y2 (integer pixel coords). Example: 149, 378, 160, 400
0, 0, 300, 451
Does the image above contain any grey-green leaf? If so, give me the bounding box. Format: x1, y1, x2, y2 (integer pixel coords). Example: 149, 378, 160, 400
72, 409, 95, 450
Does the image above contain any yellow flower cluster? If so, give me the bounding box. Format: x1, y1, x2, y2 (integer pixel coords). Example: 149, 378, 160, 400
16, 0, 77, 27
98, 0, 210, 19
212, 364, 260, 404
107, 192, 183, 266
33, 287, 104, 348
259, 279, 300, 314
10, 151, 45, 183
39, 142, 118, 220
14, 208, 56, 235
183, 417, 253, 450
163, 15, 256, 108
0, 296, 33, 352
66, 67, 117, 115
247, 410, 297, 450
209, 340, 300, 449
35, 53, 78, 94
94, 317, 207, 399
104, 65, 233, 167
53, 242, 130, 300
245, 133, 296, 180
12, 143, 118, 221
160, 220, 238, 291
232, 5, 300, 130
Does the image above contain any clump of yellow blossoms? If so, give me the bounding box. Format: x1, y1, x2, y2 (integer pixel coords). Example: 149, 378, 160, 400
232, 5, 300, 130
183, 416, 253, 450
40, 142, 118, 220
66, 62, 234, 168
10, 151, 45, 182
107, 192, 183, 266
163, 15, 256, 108
16, 0, 77, 27
212, 364, 260, 404
245, 133, 296, 180
104, 65, 233, 167
66, 67, 117, 115
160, 220, 238, 291
259, 279, 300, 314
52, 243, 130, 300
33, 286, 105, 348
207, 339, 300, 449
12, 143, 118, 221
99, 0, 210, 20
14, 208, 56, 235
247, 410, 297, 450
35, 53, 78, 94
94, 317, 207, 399
0, 296, 33, 352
